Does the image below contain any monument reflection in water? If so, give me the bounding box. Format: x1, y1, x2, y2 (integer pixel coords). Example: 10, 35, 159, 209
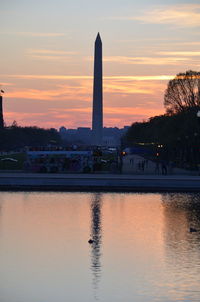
0, 191, 200, 302
89, 193, 102, 299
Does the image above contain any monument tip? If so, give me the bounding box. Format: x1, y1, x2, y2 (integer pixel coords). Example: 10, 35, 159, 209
96, 32, 101, 42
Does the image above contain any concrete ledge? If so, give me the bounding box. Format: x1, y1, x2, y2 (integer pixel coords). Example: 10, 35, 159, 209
0, 173, 200, 192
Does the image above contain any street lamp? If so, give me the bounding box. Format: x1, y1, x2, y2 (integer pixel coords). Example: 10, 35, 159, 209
197, 110, 200, 130
197, 110, 200, 175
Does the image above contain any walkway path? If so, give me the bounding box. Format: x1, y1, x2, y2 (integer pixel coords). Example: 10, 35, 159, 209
122, 154, 196, 175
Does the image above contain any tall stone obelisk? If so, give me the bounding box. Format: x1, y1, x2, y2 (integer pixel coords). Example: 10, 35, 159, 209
92, 33, 103, 146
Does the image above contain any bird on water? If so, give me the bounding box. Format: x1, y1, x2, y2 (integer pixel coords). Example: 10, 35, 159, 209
189, 227, 197, 233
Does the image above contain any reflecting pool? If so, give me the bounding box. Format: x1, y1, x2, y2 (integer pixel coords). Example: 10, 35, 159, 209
0, 192, 200, 302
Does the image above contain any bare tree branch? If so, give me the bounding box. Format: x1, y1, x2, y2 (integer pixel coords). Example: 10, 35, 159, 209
164, 70, 200, 114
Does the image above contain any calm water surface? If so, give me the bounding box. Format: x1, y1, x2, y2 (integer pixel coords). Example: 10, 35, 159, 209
0, 192, 200, 302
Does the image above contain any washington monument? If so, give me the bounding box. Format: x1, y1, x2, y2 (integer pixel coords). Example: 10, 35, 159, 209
92, 33, 103, 146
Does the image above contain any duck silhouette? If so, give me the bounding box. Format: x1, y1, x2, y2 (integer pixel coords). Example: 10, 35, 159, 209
189, 227, 197, 233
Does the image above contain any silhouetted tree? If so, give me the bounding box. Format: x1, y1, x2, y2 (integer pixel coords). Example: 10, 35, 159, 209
164, 70, 200, 114
11, 120, 18, 128
0, 125, 61, 150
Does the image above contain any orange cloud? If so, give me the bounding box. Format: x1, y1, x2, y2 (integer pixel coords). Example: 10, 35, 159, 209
3, 74, 92, 80
27, 49, 77, 55
122, 4, 200, 28
26, 49, 78, 62
5, 112, 46, 118
104, 107, 163, 116
106, 76, 173, 81
49, 106, 164, 119
104, 56, 187, 65
5, 84, 92, 101
105, 83, 152, 94
55, 107, 92, 114
5, 78, 166, 101
0, 82, 14, 87
3, 74, 174, 81
104, 80, 165, 95
4, 111, 48, 127
158, 51, 200, 56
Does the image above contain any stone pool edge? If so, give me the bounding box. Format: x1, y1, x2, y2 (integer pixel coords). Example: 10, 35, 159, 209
0, 173, 200, 192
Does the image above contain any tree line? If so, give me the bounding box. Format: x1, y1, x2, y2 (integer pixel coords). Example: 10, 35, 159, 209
0, 122, 61, 151
124, 70, 200, 170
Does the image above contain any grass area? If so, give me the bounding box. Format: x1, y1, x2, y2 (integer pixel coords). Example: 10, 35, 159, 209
0, 153, 26, 170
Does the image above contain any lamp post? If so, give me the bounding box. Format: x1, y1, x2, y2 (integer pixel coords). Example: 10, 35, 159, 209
197, 110, 200, 175
197, 110, 200, 120
0, 88, 4, 129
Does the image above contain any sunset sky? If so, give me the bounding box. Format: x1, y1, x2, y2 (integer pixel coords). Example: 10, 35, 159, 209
1, 0, 200, 129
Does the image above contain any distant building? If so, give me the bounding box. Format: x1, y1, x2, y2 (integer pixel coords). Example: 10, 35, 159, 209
77, 127, 92, 144
59, 126, 129, 147
59, 126, 67, 133
103, 136, 118, 147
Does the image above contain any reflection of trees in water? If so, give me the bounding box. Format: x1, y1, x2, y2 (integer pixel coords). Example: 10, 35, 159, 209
162, 193, 200, 265
161, 193, 200, 302
90, 193, 103, 300
162, 193, 200, 228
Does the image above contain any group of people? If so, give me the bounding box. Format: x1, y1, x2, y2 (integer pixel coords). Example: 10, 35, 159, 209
155, 161, 168, 175
128, 155, 171, 175
137, 159, 149, 172
129, 158, 149, 172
